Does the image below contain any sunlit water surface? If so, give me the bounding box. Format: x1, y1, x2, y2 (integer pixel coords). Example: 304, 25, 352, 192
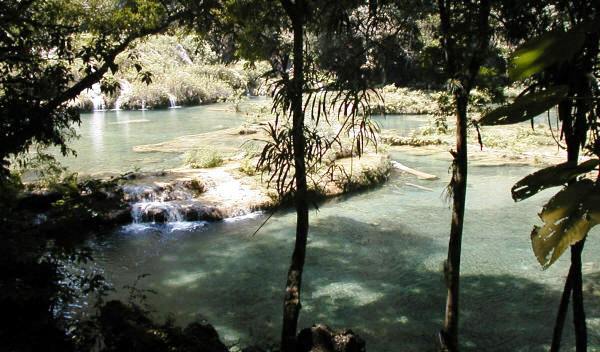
58, 103, 245, 173
70, 107, 599, 351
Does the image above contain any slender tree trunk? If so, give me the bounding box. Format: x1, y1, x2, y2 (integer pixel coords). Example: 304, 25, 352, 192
435, 2, 490, 349
568, 56, 595, 350
551, 267, 574, 352
280, 2, 307, 351
571, 240, 587, 351
440, 94, 469, 352
551, 93, 588, 351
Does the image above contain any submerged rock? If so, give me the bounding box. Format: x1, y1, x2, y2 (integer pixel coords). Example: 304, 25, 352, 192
297, 324, 366, 352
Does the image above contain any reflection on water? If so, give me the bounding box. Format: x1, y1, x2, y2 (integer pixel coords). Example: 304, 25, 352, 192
89, 112, 105, 156
73, 110, 599, 351
57, 104, 245, 174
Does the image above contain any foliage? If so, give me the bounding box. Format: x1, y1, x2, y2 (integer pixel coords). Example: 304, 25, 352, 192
239, 157, 259, 176
74, 34, 271, 110
479, 86, 568, 126
508, 23, 591, 81
511, 159, 599, 201
0, 168, 132, 351
0, 0, 204, 176
480, 10, 600, 270
510, 161, 600, 268
531, 179, 600, 268
369, 85, 439, 115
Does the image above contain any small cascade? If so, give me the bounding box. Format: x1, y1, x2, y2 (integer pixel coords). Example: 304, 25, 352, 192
87, 83, 106, 111
139, 100, 148, 111
167, 93, 181, 108
121, 182, 223, 226
131, 201, 184, 223
124, 185, 187, 224
113, 79, 132, 111
197, 169, 264, 218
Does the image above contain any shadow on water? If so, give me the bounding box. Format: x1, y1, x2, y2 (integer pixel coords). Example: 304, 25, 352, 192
100, 215, 600, 352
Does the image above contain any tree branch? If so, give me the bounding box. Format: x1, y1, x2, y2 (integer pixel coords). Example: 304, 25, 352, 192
44, 12, 186, 113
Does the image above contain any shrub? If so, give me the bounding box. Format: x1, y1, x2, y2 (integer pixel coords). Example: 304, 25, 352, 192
185, 149, 224, 168
239, 157, 258, 176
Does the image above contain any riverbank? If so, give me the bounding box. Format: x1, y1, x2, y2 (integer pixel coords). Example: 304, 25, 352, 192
380, 118, 570, 167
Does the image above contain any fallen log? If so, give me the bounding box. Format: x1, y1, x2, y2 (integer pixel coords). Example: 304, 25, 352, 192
391, 161, 439, 180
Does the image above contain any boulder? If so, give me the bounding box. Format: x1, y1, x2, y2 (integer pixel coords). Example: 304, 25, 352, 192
180, 178, 206, 194
17, 191, 62, 211
142, 207, 169, 223
181, 203, 224, 221
297, 324, 365, 352
98, 300, 229, 352
181, 322, 229, 352
103, 207, 132, 224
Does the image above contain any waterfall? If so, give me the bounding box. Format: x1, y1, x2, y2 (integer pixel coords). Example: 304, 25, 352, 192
174, 44, 193, 65
87, 83, 106, 111
123, 185, 186, 224
131, 201, 185, 223
113, 79, 132, 111
119, 173, 263, 228
139, 100, 147, 111
167, 93, 181, 109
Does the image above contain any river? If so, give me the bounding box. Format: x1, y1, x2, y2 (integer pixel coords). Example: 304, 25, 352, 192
66, 104, 599, 351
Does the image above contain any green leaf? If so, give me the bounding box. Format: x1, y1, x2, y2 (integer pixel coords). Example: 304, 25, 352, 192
479, 86, 568, 126
512, 159, 599, 201
509, 27, 586, 81
531, 179, 600, 269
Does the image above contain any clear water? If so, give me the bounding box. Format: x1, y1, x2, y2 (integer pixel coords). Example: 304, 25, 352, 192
72, 109, 599, 351
57, 103, 245, 174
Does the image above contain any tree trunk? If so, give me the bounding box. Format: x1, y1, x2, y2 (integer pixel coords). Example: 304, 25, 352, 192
280, 3, 307, 352
440, 94, 469, 352
571, 240, 587, 351
551, 93, 588, 351
550, 267, 574, 352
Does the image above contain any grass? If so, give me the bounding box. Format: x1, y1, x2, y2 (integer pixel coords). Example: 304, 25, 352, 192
239, 157, 259, 176
185, 148, 224, 169
370, 85, 439, 115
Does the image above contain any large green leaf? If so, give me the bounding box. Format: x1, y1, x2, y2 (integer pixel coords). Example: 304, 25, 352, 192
509, 28, 586, 81
512, 159, 599, 201
531, 179, 600, 269
478, 86, 568, 126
